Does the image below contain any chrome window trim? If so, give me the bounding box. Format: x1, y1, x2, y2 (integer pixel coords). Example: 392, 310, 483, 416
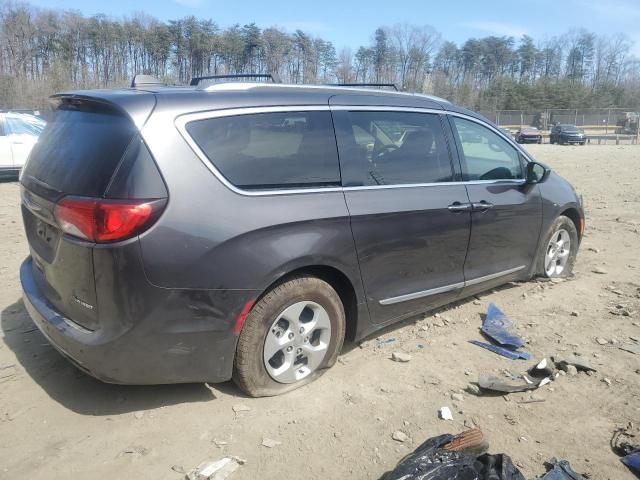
343, 179, 525, 192
175, 105, 529, 197
175, 105, 342, 197
378, 265, 526, 305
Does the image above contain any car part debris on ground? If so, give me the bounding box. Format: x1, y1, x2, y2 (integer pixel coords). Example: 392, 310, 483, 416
474, 359, 556, 394
535, 458, 589, 479
470, 304, 530, 360
612, 425, 640, 475
482, 303, 525, 349
469, 341, 531, 360
186, 456, 245, 480
384, 428, 589, 480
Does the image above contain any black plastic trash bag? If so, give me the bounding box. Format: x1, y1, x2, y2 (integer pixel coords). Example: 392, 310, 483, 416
385, 433, 525, 480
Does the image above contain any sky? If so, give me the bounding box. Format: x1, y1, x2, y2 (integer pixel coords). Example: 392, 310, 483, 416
28, 0, 640, 56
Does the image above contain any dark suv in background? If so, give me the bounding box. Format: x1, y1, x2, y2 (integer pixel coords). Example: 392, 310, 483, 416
550, 124, 587, 145
19, 80, 584, 396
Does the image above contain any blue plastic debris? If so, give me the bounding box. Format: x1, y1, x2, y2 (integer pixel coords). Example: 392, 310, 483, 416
539, 458, 589, 479
469, 340, 531, 360
621, 452, 640, 474
482, 303, 525, 349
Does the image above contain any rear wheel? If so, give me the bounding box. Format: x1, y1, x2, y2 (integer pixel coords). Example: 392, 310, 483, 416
233, 276, 345, 397
536, 216, 579, 278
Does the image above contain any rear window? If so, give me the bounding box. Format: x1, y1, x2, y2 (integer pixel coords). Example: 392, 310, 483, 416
23, 101, 137, 197
186, 111, 341, 190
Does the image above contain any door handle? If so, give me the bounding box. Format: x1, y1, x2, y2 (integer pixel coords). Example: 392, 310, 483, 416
472, 201, 494, 212
447, 202, 472, 213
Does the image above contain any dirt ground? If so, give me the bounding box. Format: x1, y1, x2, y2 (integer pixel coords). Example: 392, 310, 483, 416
1, 144, 639, 480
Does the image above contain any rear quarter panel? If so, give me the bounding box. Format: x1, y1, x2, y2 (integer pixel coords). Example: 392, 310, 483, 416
137, 108, 365, 300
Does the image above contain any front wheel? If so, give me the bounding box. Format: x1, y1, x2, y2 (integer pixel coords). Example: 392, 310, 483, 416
233, 276, 346, 397
536, 216, 579, 278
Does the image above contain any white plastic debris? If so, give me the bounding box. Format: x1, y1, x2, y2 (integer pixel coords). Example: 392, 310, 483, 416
232, 404, 251, 413
538, 377, 551, 387
187, 456, 245, 480
391, 352, 412, 362
261, 437, 281, 448
392, 430, 409, 442
438, 406, 453, 420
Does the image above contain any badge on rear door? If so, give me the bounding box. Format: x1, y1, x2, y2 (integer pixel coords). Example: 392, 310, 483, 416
72, 295, 95, 310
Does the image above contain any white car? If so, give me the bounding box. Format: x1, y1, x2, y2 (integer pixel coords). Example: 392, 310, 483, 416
0, 112, 46, 178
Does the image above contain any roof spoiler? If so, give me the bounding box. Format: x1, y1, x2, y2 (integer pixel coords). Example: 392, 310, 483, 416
328, 83, 399, 91
131, 75, 164, 88
190, 73, 279, 87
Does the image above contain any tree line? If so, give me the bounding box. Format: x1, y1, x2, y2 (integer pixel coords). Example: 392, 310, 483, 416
0, 1, 638, 111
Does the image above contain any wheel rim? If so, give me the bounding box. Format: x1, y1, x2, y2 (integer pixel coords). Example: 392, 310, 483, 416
263, 301, 332, 384
545, 228, 571, 276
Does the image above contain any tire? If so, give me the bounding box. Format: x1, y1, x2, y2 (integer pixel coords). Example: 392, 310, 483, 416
233, 276, 346, 397
550, 137, 555, 145
536, 216, 579, 278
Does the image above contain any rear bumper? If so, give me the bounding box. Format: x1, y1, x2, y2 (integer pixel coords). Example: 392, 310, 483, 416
21, 257, 247, 384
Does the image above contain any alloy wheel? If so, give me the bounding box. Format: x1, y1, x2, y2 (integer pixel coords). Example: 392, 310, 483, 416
545, 228, 571, 276
263, 301, 332, 384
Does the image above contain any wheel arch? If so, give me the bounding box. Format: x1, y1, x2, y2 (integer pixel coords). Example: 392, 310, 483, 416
256, 264, 361, 342
559, 207, 583, 241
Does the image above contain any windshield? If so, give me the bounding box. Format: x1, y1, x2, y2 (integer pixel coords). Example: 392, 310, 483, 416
561, 125, 580, 133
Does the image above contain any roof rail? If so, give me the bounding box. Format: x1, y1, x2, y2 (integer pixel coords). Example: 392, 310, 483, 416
191, 74, 279, 87
131, 74, 164, 88
328, 83, 399, 91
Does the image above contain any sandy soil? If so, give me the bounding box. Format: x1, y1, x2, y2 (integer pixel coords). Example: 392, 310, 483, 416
0, 144, 639, 480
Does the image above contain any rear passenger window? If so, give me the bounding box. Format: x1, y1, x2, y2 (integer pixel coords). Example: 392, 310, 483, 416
333, 111, 453, 186
451, 117, 523, 181
186, 111, 340, 190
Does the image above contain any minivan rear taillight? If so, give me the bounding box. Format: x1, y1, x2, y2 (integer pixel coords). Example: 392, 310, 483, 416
54, 197, 166, 243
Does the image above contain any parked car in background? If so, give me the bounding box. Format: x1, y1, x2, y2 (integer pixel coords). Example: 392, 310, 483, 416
499, 127, 512, 138
19, 79, 584, 397
0, 113, 46, 178
550, 124, 587, 145
515, 126, 542, 144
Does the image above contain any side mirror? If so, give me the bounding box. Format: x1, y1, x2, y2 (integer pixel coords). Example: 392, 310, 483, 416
525, 161, 550, 184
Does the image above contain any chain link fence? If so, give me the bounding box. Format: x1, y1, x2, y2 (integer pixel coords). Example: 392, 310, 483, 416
478, 108, 639, 135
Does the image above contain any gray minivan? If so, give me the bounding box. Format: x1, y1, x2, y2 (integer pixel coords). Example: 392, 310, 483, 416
19, 81, 584, 396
